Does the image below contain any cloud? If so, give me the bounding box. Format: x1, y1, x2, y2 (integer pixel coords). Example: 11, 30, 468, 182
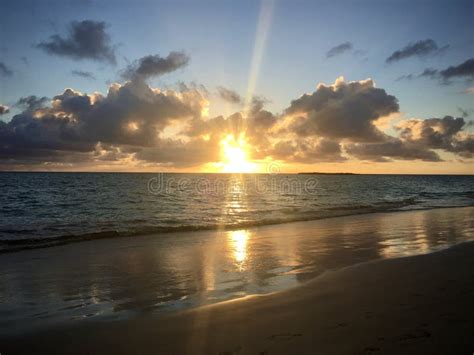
458, 108, 473, 118
0, 80, 209, 167
37, 20, 116, 64
186, 97, 274, 137
71, 70, 96, 80
396, 68, 438, 82
386, 39, 448, 63
271, 138, 346, 163
134, 138, 220, 167
285, 77, 399, 142
279, 78, 472, 162
395, 74, 413, 82
1, 76, 472, 169
0, 105, 9, 115
345, 139, 442, 162
217, 86, 242, 104
439, 58, 474, 82
16, 96, 49, 111
395, 116, 473, 158
326, 42, 353, 58
0, 62, 13, 77
121, 52, 190, 80
396, 59, 474, 85
419, 68, 439, 79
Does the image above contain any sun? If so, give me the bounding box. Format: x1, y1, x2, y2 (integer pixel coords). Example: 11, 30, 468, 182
220, 134, 258, 173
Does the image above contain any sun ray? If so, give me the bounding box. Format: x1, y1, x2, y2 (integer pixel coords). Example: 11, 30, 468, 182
243, 0, 275, 117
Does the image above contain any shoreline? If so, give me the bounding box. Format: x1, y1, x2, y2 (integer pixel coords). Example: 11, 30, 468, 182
2, 204, 473, 254
173, 238, 474, 314
0, 206, 472, 334
2, 239, 474, 354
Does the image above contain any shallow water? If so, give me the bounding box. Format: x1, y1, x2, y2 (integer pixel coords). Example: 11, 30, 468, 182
0, 207, 473, 335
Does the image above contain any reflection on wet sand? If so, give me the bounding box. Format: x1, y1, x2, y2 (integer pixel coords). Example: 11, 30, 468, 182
0, 207, 472, 335
378, 210, 431, 258
228, 230, 249, 269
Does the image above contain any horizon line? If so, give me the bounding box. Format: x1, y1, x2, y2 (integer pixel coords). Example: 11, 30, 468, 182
0, 170, 473, 176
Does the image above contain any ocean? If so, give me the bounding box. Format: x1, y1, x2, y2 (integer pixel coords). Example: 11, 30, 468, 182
1, 172, 473, 252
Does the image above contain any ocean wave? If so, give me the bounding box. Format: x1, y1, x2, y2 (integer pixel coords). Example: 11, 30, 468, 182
2, 203, 473, 254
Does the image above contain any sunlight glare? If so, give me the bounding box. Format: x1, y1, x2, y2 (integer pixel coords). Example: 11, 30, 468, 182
220, 134, 258, 173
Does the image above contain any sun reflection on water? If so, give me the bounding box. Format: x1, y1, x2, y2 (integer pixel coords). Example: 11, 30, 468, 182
228, 230, 250, 270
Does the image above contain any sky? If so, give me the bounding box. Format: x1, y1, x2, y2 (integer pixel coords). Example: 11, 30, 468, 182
0, 0, 473, 174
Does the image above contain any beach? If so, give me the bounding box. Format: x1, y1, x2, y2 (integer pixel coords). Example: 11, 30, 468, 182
2, 237, 474, 354
1, 207, 473, 354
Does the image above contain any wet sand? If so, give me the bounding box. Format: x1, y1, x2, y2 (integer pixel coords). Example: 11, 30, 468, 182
2, 236, 474, 354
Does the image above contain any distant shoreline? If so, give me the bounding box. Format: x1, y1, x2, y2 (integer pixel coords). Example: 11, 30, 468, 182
297, 172, 358, 175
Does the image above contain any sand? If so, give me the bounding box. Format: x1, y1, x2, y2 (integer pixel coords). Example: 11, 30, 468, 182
2, 240, 474, 354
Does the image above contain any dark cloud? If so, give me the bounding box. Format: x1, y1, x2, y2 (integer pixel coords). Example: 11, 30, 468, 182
285, 77, 399, 142
345, 115, 473, 161
53, 80, 204, 147
0, 62, 13, 77
0, 80, 208, 166
417, 59, 474, 84
326, 42, 353, 58
37, 20, 116, 64
419, 68, 438, 79
386, 39, 448, 63
395, 59, 474, 84
217, 86, 242, 104
345, 139, 442, 162
16, 96, 49, 111
122, 52, 190, 80
458, 108, 473, 118
0, 105, 9, 115
271, 138, 346, 163
396, 116, 473, 158
71, 70, 96, 80
21, 57, 29, 65
280, 78, 472, 162
396, 68, 438, 82
248, 96, 269, 114
395, 74, 414, 82
439, 58, 474, 82
135, 137, 220, 167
